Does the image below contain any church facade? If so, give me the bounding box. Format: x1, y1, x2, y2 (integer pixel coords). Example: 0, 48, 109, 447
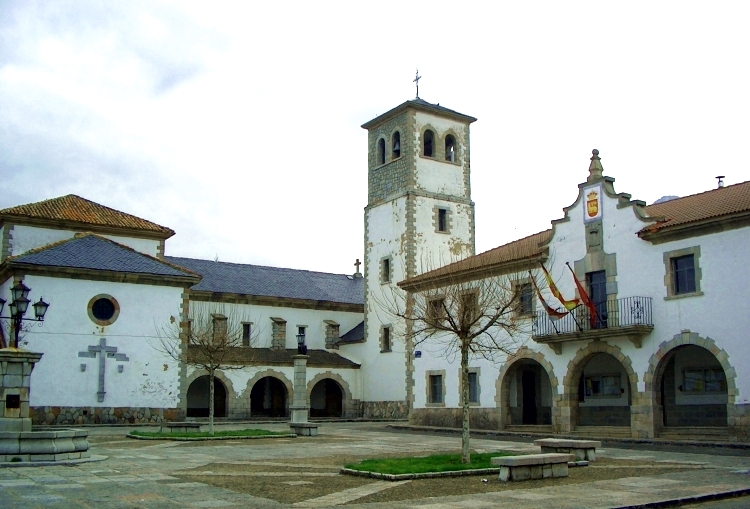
2, 96, 750, 440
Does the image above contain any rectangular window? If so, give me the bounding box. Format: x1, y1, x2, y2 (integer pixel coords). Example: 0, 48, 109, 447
672, 255, 696, 294
382, 326, 391, 352
381, 258, 391, 283
242, 323, 251, 347
584, 374, 621, 397
460, 292, 479, 323
683, 368, 726, 393
518, 283, 533, 315
468, 372, 479, 403
429, 375, 443, 403
427, 298, 445, 326
438, 209, 447, 232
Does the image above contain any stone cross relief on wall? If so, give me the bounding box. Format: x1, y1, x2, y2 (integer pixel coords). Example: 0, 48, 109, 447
78, 337, 129, 402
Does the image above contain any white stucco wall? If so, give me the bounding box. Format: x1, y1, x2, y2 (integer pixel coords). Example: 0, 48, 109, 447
413, 111, 468, 198
357, 197, 410, 402
410, 175, 750, 416
8, 224, 161, 257
10, 275, 185, 408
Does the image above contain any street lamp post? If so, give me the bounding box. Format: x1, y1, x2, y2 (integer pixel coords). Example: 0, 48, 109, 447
296, 332, 307, 355
0, 283, 49, 349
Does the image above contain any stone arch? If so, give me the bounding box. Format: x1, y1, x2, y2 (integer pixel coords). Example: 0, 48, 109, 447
306, 372, 354, 418
645, 330, 737, 432
495, 347, 560, 430
561, 342, 638, 432
184, 369, 237, 418
376, 136, 387, 166
419, 124, 438, 158
242, 370, 293, 419
390, 129, 402, 160
442, 128, 461, 163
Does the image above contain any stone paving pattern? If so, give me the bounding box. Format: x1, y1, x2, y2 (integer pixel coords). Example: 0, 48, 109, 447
1, 422, 750, 508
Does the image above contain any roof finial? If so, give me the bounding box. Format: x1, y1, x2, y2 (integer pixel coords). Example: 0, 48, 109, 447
716, 175, 725, 188
413, 69, 421, 99
588, 149, 604, 182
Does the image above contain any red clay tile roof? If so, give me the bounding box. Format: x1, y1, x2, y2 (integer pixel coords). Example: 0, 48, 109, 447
400, 229, 551, 288
401, 180, 750, 288
0, 195, 174, 237
641, 180, 750, 234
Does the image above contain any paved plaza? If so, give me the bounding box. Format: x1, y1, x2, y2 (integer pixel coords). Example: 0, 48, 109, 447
2, 422, 750, 508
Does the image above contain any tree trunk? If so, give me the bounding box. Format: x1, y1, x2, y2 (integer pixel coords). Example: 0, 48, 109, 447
208, 370, 215, 436
461, 338, 470, 464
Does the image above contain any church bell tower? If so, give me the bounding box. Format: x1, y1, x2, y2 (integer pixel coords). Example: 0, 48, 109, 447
359, 97, 477, 413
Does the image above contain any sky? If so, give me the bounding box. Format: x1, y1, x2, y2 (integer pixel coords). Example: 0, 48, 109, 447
1, 1, 749, 275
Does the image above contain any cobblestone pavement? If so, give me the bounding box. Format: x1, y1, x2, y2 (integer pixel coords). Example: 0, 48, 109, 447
2, 422, 750, 508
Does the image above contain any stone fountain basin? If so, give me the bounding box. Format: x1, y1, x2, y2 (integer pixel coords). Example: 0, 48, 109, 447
0, 429, 90, 462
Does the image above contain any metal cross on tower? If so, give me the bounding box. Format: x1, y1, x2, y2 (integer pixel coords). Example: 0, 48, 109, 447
354, 259, 361, 273
414, 69, 421, 99
78, 337, 129, 402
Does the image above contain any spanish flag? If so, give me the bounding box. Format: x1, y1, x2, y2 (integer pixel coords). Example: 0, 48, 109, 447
540, 263, 579, 311
566, 262, 598, 327
529, 272, 567, 320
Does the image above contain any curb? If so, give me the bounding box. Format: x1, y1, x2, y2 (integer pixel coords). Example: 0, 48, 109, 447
389, 424, 750, 450
126, 433, 297, 441
0, 454, 108, 468
340, 467, 502, 481
612, 487, 750, 508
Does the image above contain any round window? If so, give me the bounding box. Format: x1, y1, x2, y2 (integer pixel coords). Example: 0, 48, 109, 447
92, 298, 115, 321
87, 295, 120, 326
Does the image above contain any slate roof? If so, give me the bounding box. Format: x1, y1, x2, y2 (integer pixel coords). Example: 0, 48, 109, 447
166, 256, 364, 305
187, 346, 360, 368
339, 321, 364, 343
361, 98, 477, 129
641, 180, 750, 234
9, 234, 197, 278
0, 195, 174, 237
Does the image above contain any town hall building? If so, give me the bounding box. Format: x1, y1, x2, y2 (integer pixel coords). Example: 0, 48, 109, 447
1, 96, 749, 441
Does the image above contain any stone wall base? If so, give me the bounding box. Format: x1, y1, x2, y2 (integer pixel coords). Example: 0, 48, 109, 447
410, 407, 501, 430
30, 407, 182, 426
360, 401, 408, 419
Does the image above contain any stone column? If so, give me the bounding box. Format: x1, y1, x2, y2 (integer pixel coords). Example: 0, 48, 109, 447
289, 354, 317, 436
0, 349, 43, 432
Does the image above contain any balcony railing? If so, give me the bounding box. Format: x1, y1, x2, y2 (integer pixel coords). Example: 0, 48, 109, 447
532, 296, 653, 350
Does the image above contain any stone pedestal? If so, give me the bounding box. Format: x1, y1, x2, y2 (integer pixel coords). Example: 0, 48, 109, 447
0, 348, 92, 464
289, 354, 317, 436
0, 349, 42, 433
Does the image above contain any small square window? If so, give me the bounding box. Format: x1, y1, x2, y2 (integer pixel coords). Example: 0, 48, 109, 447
672, 255, 696, 294
429, 375, 443, 403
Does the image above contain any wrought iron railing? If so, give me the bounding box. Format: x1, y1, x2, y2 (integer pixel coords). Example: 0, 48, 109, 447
532, 296, 653, 338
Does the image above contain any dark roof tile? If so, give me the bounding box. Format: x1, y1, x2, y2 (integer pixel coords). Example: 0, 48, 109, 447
166, 256, 364, 305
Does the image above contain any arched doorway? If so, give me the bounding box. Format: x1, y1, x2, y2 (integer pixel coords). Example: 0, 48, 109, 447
574, 353, 631, 428
655, 345, 728, 429
502, 360, 554, 426
309, 379, 343, 418
186, 375, 227, 418
250, 376, 288, 417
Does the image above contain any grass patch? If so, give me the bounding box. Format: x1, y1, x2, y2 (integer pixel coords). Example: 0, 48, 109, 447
130, 428, 287, 439
344, 452, 517, 475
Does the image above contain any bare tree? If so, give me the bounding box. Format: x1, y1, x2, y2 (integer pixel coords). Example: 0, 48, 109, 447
381, 258, 543, 464
156, 301, 257, 436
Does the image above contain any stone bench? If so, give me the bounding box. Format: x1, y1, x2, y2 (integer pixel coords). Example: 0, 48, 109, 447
160, 422, 201, 434
290, 422, 318, 436
533, 438, 601, 461
491, 453, 572, 481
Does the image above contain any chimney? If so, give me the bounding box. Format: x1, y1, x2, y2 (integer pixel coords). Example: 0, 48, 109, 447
716, 176, 725, 188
